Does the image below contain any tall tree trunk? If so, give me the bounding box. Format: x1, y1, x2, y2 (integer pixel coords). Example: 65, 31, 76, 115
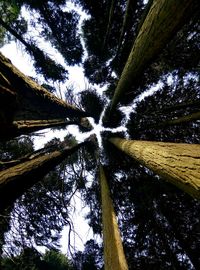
0, 141, 87, 210
151, 100, 200, 115
0, 119, 79, 141
109, 138, 200, 199
160, 204, 200, 269
99, 165, 128, 270
149, 203, 185, 270
158, 111, 200, 127
139, 111, 200, 131
116, 0, 133, 55
110, 0, 197, 110
0, 17, 33, 52
102, 0, 115, 51
0, 53, 89, 136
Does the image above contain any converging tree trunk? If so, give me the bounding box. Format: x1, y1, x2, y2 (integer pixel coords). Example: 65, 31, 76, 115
99, 165, 128, 270
110, 0, 197, 110
0, 141, 87, 210
109, 138, 200, 199
0, 119, 78, 140
116, 0, 133, 55
102, 0, 115, 51
158, 111, 200, 127
0, 53, 89, 139
160, 204, 200, 269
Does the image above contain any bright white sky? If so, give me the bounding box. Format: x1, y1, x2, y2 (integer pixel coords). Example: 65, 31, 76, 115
1, 41, 97, 254
0, 1, 166, 256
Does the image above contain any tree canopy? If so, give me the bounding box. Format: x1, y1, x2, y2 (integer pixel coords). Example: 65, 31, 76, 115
0, 0, 200, 269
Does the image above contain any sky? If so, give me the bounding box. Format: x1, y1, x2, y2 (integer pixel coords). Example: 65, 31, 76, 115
0, 1, 167, 256
0, 33, 97, 255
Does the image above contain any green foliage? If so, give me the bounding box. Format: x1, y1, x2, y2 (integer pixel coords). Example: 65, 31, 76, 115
0, 137, 34, 161
0, 0, 21, 47
73, 240, 103, 270
0, 0, 200, 269
80, 89, 106, 123
43, 250, 74, 270
1, 248, 74, 270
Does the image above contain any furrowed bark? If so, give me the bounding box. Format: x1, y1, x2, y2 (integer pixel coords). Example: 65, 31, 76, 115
0, 142, 86, 210
99, 165, 128, 270
0, 52, 89, 124
109, 138, 200, 199
110, 0, 197, 110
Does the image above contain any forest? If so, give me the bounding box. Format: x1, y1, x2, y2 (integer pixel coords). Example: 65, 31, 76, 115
0, 0, 200, 269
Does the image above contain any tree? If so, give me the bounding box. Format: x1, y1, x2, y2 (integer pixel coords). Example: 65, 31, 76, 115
99, 165, 128, 270
73, 239, 103, 270
109, 137, 200, 199
0, 17, 68, 82
110, 0, 198, 110
0, 53, 89, 140
1, 247, 74, 269
0, 0, 200, 268
0, 0, 21, 47
0, 140, 89, 210
0, 119, 85, 141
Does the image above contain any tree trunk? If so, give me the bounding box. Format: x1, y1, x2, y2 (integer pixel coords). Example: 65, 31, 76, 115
0, 53, 89, 134
102, 0, 115, 51
116, 0, 133, 55
110, 0, 197, 110
99, 165, 128, 270
109, 138, 200, 199
0, 142, 86, 210
160, 204, 200, 269
155, 100, 200, 114
0, 17, 33, 52
0, 119, 79, 141
158, 111, 200, 127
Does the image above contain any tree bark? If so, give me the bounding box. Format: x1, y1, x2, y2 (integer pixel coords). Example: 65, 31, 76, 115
110, 0, 197, 110
109, 138, 200, 199
0, 142, 86, 210
0, 53, 89, 136
0, 119, 79, 140
99, 165, 128, 270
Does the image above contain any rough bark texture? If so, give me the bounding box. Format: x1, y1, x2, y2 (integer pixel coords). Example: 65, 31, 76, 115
109, 138, 200, 199
99, 165, 128, 270
0, 142, 85, 210
0, 53, 88, 123
0, 119, 77, 140
110, 0, 197, 110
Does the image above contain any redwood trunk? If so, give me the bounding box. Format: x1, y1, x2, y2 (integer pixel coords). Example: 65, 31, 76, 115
0, 119, 78, 140
0, 142, 85, 210
99, 165, 128, 270
0, 53, 89, 124
111, 0, 197, 110
109, 138, 200, 199
159, 111, 200, 127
